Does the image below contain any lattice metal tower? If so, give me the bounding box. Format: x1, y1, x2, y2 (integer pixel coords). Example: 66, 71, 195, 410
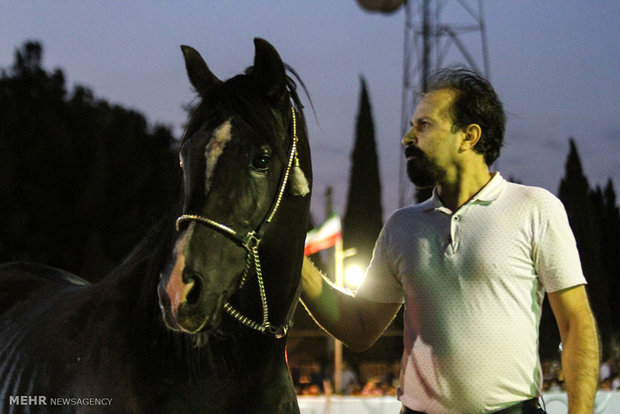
357, 0, 490, 205
397, 0, 490, 206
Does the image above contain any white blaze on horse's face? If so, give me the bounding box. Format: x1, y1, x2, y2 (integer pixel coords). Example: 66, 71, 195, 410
165, 222, 196, 318
204, 119, 233, 195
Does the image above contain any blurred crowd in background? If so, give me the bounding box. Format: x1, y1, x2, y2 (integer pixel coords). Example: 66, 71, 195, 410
291, 356, 620, 397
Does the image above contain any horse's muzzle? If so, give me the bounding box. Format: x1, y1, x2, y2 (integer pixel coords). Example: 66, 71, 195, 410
157, 271, 226, 334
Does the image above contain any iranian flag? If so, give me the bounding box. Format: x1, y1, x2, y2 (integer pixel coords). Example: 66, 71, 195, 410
304, 214, 342, 256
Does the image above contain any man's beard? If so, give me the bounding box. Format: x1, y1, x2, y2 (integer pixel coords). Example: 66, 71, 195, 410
405, 145, 444, 188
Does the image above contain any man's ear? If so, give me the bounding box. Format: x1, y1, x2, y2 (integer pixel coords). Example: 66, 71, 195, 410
460, 124, 482, 151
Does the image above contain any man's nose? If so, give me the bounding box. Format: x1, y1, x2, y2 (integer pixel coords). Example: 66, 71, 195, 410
402, 128, 416, 146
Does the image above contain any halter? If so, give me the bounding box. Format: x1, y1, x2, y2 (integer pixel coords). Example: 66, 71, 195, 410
175, 106, 301, 338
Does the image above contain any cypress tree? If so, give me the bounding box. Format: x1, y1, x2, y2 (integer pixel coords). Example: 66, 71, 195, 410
342, 78, 402, 366
343, 77, 383, 268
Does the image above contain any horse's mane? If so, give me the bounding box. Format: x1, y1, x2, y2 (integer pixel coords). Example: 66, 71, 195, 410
99, 216, 177, 328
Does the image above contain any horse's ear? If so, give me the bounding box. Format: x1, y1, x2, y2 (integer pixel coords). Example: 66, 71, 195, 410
181, 45, 220, 93
253, 38, 287, 104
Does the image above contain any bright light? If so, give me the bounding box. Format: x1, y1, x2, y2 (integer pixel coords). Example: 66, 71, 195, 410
344, 265, 365, 290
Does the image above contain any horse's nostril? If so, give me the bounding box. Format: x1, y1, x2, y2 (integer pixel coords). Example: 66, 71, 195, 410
186, 274, 203, 305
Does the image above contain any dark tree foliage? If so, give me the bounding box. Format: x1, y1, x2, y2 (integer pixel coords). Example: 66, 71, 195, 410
539, 138, 616, 359
343, 77, 383, 267
0, 41, 179, 281
591, 180, 620, 345
599, 180, 620, 333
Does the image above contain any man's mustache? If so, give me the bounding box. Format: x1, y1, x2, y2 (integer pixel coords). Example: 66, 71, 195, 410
405, 145, 425, 159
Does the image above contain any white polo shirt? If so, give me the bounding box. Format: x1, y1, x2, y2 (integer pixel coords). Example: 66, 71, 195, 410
356, 173, 586, 413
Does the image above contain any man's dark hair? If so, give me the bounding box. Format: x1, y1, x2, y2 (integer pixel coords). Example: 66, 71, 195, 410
427, 67, 505, 166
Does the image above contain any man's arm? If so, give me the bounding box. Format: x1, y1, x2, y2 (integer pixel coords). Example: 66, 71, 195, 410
300, 256, 401, 351
548, 284, 600, 414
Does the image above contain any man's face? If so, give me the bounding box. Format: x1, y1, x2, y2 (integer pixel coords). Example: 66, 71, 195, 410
402, 89, 461, 188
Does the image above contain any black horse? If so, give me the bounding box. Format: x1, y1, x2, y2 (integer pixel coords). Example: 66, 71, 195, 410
0, 38, 312, 413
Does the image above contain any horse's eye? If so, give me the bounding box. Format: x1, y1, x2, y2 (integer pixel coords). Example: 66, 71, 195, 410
251, 152, 271, 172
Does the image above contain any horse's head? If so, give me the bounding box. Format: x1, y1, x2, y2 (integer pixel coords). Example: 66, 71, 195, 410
158, 39, 311, 336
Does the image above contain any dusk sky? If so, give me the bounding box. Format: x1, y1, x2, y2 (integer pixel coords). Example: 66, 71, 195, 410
2, 1, 618, 223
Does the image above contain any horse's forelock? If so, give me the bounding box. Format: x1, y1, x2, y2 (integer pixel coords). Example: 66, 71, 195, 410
183, 68, 305, 150
179, 67, 309, 215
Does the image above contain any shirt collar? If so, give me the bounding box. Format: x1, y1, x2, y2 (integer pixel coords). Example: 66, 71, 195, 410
425, 172, 506, 212
471, 172, 505, 203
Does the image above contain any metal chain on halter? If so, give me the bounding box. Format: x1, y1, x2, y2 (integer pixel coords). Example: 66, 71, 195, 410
265, 107, 299, 224
222, 242, 273, 334
177, 106, 299, 338
222, 106, 299, 338
236, 243, 254, 289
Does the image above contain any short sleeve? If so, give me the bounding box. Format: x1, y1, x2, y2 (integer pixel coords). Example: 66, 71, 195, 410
533, 192, 587, 292
356, 221, 405, 304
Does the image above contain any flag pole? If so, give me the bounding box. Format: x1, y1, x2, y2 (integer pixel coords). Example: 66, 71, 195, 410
334, 237, 344, 394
